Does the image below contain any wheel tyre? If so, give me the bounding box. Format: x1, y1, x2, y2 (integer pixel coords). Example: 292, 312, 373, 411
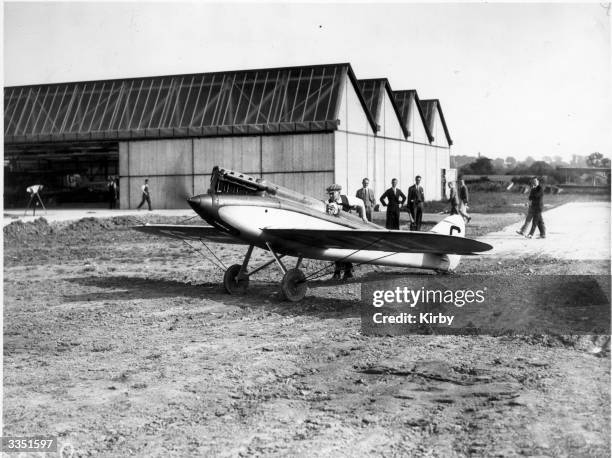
280, 268, 307, 302
223, 264, 249, 294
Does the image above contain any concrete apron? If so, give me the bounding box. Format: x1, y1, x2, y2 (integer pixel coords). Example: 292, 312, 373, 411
479, 202, 610, 261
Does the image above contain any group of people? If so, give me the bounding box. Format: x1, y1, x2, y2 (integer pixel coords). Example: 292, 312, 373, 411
325, 176, 471, 280
348, 175, 472, 231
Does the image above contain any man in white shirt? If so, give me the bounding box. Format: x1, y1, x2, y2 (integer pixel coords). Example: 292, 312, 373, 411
356, 178, 376, 222
137, 178, 152, 211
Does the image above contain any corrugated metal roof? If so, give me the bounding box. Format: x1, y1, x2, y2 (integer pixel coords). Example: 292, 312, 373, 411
356, 79, 384, 126
392, 89, 433, 143
4, 63, 378, 144
420, 99, 453, 146
357, 79, 408, 138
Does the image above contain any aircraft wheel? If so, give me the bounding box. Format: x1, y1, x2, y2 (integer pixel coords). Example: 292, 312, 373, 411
280, 268, 307, 302
223, 264, 249, 294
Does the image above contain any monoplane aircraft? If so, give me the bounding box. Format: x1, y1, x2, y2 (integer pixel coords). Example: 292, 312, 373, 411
134, 166, 492, 301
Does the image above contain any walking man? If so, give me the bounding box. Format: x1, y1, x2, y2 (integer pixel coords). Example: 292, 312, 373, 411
526, 177, 546, 239
356, 178, 376, 222
380, 178, 406, 230
458, 179, 471, 223
516, 177, 544, 237
407, 176, 425, 230
137, 178, 152, 211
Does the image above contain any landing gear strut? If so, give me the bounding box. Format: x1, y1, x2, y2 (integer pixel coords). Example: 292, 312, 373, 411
267, 245, 307, 302
223, 245, 253, 294
222, 245, 308, 301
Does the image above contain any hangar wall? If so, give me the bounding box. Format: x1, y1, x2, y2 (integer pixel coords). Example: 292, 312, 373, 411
427, 106, 451, 199
333, 76, 373, 197
379, 90, 409, 195
335, 78, 450, 202
120, 133, 335, 209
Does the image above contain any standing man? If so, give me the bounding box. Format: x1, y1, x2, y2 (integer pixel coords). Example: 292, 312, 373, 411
526, 177, 546, 239
407, 176, 425, 231
448, 181, 460, 215
108, 176, 118, 209
458, 179, 471, 223
326, 184, 367, 280
380, 178, 406, 230
137, 178, 152, 211
356, 178, 376, 222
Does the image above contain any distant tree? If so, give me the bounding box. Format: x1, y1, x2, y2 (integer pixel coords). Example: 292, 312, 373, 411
542, 156, 553, 164
460, 157, 494, 175
451, 155, 479, 169
505, 156, 517, 169
492, 158, 506, 173
602, 158, 611, 168
529, 161, 555, 177
524, 156, 535, 167
587, 152, 604, 167
507, 159, 532, 176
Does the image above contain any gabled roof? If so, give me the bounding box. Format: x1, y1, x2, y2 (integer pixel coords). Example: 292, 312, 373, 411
420, 99, 453, 146
357, 79, 409, 138
392, 90, 433, 143
4, 63, 378, 144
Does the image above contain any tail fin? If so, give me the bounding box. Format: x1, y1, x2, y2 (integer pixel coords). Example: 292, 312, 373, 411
429, 214, 466, 238
429, 215, 465, 271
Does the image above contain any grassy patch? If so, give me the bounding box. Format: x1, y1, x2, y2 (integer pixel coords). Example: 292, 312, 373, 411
426, 190, 610, 214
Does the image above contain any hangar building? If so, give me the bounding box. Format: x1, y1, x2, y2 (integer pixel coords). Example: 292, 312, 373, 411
4, 63, 453, 209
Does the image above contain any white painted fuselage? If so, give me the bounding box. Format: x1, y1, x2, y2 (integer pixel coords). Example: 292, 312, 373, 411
215, 202, 462, 271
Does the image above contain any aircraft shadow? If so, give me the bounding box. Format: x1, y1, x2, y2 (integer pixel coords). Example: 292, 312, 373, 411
64, 275, 362, 319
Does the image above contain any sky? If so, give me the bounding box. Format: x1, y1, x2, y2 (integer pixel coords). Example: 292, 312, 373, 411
3, 2, 612, 162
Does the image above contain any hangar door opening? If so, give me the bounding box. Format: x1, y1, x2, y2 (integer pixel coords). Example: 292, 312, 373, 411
4, 142, 119, 209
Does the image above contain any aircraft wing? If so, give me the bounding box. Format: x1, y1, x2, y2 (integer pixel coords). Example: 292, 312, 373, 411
262, 228, 492, 255
133, 224, 245, 245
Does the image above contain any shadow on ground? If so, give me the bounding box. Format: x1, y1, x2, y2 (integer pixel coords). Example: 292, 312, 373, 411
64, 275, 363, 319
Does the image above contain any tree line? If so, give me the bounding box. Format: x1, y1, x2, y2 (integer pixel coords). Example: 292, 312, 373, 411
452, 153, 611, 184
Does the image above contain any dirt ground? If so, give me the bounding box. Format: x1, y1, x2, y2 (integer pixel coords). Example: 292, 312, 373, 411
3, 206, 611, 457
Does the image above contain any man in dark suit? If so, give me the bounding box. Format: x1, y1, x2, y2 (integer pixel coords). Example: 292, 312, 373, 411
407, 175, 425, 231
458, 179, 471, 223
356, 178, 376, 222
107, 176, 118, 209
526, 177, 546, 238
380, 178, 406, 230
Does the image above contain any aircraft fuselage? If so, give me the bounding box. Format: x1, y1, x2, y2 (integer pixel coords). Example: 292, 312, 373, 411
188, 193, 460, 271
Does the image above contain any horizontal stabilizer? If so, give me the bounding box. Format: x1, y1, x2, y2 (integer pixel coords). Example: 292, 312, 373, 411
262, 228, 492, 255
133, 224, 244, 244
